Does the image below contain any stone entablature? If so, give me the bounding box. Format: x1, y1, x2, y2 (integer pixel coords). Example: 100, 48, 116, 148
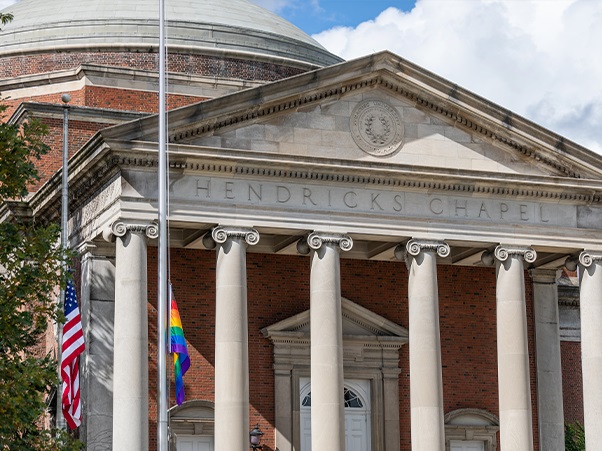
191, 176, 573, 225
25, 148, 602, 253
83, 151, 602, 203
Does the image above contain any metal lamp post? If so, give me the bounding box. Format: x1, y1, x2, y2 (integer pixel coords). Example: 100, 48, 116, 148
249, 424, 264, 450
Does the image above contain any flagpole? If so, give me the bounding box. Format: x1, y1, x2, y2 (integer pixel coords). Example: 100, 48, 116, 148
56, 92, 71, 430
157, 0, 169, 448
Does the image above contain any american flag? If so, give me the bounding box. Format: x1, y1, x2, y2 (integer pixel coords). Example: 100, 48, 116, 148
61, 279, 85, 429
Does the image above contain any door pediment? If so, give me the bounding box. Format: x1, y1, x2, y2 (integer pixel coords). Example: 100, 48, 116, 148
262, 297, 408, 342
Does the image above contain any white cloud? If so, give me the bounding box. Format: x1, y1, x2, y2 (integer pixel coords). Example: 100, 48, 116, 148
0, 0, 17, 10
313, 0, 602, 153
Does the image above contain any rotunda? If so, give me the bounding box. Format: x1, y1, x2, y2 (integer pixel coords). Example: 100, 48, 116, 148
0, 0, 341, 81
0, 0, 342, 189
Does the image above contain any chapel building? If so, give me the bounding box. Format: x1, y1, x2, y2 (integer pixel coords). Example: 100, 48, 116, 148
0, 1, 599, 450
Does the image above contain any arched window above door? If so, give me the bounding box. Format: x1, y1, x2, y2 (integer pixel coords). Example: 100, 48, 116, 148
300, 385, 366, 409
344, 387, 364, 408
301, 388, 364, 409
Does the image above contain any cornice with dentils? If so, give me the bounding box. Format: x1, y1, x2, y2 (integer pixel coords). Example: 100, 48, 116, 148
12, 134, 602, 229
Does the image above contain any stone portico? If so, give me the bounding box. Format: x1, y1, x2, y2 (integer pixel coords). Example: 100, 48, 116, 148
25, 51, 602, 450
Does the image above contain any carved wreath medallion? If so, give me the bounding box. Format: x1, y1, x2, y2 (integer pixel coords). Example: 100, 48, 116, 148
350, 100, 404, 156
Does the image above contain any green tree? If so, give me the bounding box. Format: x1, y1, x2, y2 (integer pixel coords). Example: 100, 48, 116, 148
0, 12, 13, 30
0, 103, 82, 450
565, 421, 585, 451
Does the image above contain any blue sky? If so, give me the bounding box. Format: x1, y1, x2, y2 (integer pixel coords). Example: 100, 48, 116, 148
253, 0, 602, 153
257, 0, 417, 35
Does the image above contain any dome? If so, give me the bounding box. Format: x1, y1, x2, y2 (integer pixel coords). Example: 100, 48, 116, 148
0, 0, 342, 67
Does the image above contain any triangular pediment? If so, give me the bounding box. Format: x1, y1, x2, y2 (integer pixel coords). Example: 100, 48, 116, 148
261, 297, 408, 341
102, 51, 602, 181
180, 90, 558, 177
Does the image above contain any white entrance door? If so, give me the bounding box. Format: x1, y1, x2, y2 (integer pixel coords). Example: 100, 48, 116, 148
345, 410, 369, 451
300, 378, 371, 451
176, 435, 214, 451
450, 440, 485, 451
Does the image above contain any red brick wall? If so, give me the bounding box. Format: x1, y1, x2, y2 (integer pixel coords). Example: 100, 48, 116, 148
0, 51, 307, 82
3, 91, 86, 119
440, 266, 498, 414
525, 273, 540, 451
83, 86, 205, 113
146, 249, 541, 450
3, 85, 206, 192
3, 86, 204, 118
28, 116, 109, 191
561, 341, 584, 424
4, 88, 204, 117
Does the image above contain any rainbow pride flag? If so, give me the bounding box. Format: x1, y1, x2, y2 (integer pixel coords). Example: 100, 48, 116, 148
170, 284, 190, 406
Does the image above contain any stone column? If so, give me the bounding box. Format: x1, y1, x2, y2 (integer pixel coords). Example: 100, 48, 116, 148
494, 245, 536, 451
404, 239, 449, 451
578, 250, 602, 450
274, 364, 293, 451
306, 232, 353, 451
108, 221, 158, 451
383, 368, 402, 451
531, 268, 565, 451
78, 241, 115, 448
211, 226, 259, 451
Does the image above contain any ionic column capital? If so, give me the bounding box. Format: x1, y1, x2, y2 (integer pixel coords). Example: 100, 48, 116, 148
103, 220, 158, 242
394, 240, 449, 271
210, 226, 259, 247
579, 250, 602, 268
405, 238, 450, 258
303, 232, 353, 252
494, 245, 537, 263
